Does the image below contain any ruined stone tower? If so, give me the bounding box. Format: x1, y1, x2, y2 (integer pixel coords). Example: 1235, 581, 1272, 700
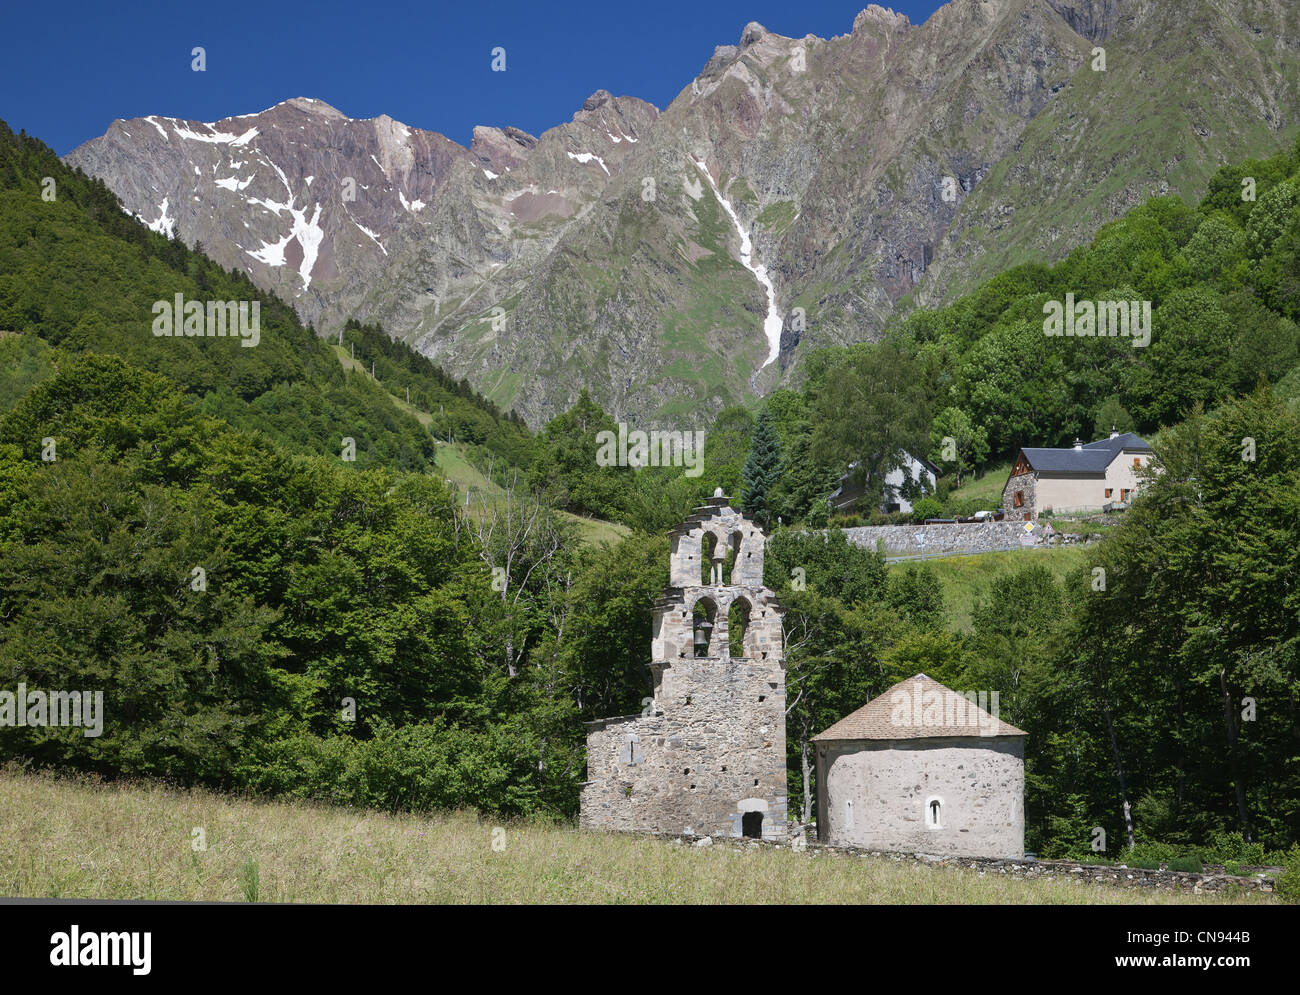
580, 492, 787, 839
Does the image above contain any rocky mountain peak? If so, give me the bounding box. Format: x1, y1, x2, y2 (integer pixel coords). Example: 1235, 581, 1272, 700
503, 126, 539, 149
739, 21, 768, 48
281, 96, 348, 119
851, 5, 912, 34
700, 45, 740, 78
470, 125, 535, 172
582, 89, 613, 111
1045, 0, 1124, 42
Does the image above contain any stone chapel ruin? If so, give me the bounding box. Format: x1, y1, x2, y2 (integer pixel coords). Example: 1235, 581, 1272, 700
580, 492, 787, 839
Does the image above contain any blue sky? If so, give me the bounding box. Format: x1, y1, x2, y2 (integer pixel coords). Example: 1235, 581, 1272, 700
1, 0, 945, 155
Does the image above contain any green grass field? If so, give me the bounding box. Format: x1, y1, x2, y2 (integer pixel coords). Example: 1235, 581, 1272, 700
899, 545, 1094, 632
332, 345, 628, 547
0, 770, 1269, 904
435, 443, 629, 546
946, 460, 1013, 507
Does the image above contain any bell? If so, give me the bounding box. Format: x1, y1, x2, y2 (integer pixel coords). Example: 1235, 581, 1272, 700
694, 619, 713, 656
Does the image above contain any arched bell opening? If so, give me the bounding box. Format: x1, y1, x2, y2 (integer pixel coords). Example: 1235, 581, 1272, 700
700, 532, 718, 586
693, 597, 720, 657
726, 529, 744, 585
728, 596, 752, 659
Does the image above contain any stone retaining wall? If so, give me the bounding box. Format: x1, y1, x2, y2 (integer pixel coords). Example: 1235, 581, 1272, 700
660, 831, 1279, 895
804, 844, 1278, 895
843, 522, 1036, 556
841, 522, 1108, 556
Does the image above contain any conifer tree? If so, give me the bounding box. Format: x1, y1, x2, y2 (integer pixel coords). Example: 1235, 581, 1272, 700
741, 409, 782, 526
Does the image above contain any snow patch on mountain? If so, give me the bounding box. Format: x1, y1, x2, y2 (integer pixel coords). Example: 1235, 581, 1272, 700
353, 218, 388, 256
398, 191, 426, 213
247, 234, 290, 268
567, 151, 609, 175
173, 123, 258, 146
245, 202, 325, 287
138, 197, 176, 238
214, 173, 256, 192
293, 203, 325, 287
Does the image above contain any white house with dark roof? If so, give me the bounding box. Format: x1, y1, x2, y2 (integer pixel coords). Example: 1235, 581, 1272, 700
1001, 429, 1155, 520
813, 674, 1027, 858
828, 452, 940, 515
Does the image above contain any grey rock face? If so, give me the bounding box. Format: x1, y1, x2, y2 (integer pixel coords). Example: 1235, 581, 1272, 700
66, 0, 1300, 428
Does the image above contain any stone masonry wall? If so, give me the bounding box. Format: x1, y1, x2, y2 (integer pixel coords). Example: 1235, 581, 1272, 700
1002, 471, 1037, 520
581, 498, 788, 841
843, 520, 1035, 556
669, 835, 1278, 895
581, 653, 788, 839
817, 737, 1024, 859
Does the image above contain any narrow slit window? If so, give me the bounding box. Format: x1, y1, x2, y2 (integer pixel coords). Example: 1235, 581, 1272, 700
925, 796, 944, 829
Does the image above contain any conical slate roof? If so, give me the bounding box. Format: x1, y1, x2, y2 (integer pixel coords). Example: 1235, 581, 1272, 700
812, 673, 1026, 741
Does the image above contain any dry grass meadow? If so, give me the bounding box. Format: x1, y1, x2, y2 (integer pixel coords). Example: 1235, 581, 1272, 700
0, 767, 1274, 904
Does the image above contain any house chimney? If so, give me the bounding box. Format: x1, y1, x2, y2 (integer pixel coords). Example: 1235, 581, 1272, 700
1110, 425, 1119, 439
1072, 438, 1083, 451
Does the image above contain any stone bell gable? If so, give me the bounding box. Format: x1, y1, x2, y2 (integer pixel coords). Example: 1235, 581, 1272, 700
580, 493, 788, 840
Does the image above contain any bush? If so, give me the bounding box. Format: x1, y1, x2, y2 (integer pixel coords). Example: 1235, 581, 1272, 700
1167, 855, 1204, 874
1224, 861, 1242, 876
1275, 846, 1300, 904
866, 510, 911, 526
236, 721, 555, 818
1128, 840, 1181, 865
946, 496, 987, 519
1133, 790, 1179, 841
910, 497, 945, 522
1208, 831, 1266, 866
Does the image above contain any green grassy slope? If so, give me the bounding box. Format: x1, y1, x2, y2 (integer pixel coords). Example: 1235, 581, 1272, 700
900, 545, 1094, 632
0, 770, 1268, 904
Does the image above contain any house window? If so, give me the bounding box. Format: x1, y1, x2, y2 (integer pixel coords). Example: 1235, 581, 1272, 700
1013, 491, 1024, 508
1133, 457, 1141, 467
1105, 488, 1113, 499
1121, 489, 1131, 502
925, 796, 944, 829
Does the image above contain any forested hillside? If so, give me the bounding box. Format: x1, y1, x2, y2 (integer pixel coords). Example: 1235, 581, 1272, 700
0, 120, 598, 816
0, 120, 529, 474
796, 137, 1300, 519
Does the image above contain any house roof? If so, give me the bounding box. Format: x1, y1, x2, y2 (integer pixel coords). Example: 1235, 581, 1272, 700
811, 673, 1026, 742
1017, 432, 1151, 476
